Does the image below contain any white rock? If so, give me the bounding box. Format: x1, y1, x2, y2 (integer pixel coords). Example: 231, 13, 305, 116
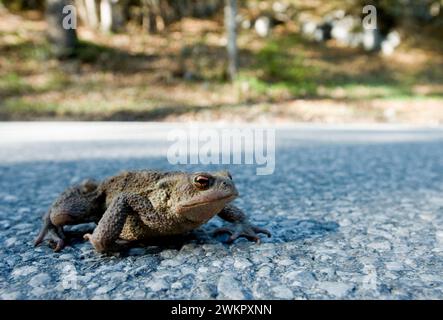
255, 16, 271, 37
241, 19, 251, 29
272, 2, 288, 13
331, 16, 357, 44
386, 30, 401, 47
381, 41, 395, 56
302, 21, 317, 37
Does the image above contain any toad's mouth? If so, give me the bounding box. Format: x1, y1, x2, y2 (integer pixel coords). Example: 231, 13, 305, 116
178, 192, 238, 209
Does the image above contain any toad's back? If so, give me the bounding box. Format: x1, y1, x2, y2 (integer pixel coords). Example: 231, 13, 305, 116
100, 170, 169, 204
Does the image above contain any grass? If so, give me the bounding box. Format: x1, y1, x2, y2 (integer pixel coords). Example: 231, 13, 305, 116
238, 33, 443, 102
247, 37, 318, 97
0, 72, 31, 96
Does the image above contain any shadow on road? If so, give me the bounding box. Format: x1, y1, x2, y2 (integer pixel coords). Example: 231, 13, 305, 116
273, 219, 339, 243
60, 218, 340, 255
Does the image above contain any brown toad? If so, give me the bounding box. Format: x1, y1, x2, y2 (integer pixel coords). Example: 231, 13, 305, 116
34, 170, 270, 253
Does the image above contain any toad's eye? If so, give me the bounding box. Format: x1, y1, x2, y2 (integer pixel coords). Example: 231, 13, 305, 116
194, 175, 211, 189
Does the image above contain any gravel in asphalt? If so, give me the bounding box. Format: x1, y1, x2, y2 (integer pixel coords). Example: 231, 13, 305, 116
1, 123, 443, 299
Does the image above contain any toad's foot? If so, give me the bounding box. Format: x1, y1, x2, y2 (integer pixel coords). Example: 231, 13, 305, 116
213, 223, 271, 244
34, 212, 66, 252
83, 233, 131, 253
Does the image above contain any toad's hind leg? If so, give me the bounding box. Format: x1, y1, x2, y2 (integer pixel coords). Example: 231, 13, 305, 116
34, 179, 103, 252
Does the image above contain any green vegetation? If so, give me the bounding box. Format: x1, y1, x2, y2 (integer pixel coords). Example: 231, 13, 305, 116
237, 33, 443, 102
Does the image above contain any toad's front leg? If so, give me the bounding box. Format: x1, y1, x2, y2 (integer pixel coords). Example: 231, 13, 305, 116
214, 204, 271, 243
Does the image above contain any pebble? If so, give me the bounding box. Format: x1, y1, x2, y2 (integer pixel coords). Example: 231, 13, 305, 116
385, 262, 404, 271
256, 265, 272, 278
12, 265, 38, 278
286, 270, 316, 286
277, 258, 294, 266
161, 258, 183, 267
58, 254, 75, 260
2, 194, 18, 202
105, 272, 127, 282
317, 282, 354, 298
272, 285, 294, 299
234, 258, 252, 270
146, 278, 168, 292
217, 275, 246, 300
95, 284, 116, 295
367, 241, 391, 251
29, 273, 51, 287
160, 250, 178, 259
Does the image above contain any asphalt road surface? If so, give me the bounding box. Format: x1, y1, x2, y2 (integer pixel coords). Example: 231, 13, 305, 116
1, 122, 443, 299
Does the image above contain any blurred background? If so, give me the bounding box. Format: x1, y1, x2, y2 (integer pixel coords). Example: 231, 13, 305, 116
0, 0, 442, 124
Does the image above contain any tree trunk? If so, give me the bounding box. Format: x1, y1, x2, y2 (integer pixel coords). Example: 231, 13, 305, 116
46, 0, 78, 58
100, 0, 113, 32
224, 0, 238, 81
100, 0, 126, 33
84, 0, 99, 29
75, 0, 89, 25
